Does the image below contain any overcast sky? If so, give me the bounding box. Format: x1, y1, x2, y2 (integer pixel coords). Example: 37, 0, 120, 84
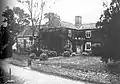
2, 0, 111, 24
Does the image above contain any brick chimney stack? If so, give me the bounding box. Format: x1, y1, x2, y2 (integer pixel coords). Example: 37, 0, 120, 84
75, 16, 82, 28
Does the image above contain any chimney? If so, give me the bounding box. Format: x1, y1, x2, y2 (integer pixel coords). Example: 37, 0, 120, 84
75, 16, 82, 28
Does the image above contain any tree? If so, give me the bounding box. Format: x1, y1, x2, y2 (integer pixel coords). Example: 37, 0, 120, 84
13, 7, 30, 33
17, 0, 41, 37
96, 0, 120, 62
44, 12, 61, 27
0, 6, 16, 58
17, 0, 54, 35
13, 7, 30, 31
17, 0, 57, 50
2, 6, 16, 43
13, 7, 30, 25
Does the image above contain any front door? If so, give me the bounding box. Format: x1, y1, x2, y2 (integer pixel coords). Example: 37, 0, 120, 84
76, 45, 83, 54
76, 45, 81, 54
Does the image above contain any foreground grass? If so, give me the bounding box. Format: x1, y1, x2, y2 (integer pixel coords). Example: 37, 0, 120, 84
38, 56, 106, 73
12, 52, 29, 62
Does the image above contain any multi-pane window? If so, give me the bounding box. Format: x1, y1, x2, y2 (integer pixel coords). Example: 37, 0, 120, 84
68, 29, 72, 37
25, 40, 28, 44
85, 42, 91, 51
18, 38, 23, 44
85, 30, 91, 38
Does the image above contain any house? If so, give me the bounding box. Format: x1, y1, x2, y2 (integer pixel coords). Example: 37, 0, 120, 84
74, 16, 104, 53
15, 16, 104, 54
16, 25, 38, 52
80, 24, 104, 52
38, 16, 104, 54
39, 20, 81, 54
15, 21, 79, 53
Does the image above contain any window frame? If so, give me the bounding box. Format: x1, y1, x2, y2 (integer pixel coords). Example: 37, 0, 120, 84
85, 42, 91, 51
68, 29, 72, 37
85, 30, 91, 38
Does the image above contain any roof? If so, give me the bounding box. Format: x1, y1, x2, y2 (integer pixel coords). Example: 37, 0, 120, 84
17, 25, 38, 37
78, 23, 96, 30
59, 22, 96, 30
60, 21, 78, 30
39, 21, 78, 30
17, 22, 97, 37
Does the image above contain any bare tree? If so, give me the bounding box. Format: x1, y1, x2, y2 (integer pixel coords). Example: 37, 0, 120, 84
17, 0, 42, 37
17, 0, 57, 50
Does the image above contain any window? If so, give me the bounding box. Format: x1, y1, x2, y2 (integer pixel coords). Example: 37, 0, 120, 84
68, 29, 72, 37
85, 30, 91, 38
85, 42, 91, 51
18, 39, 23, 44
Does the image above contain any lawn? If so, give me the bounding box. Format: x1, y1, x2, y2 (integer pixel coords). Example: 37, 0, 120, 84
9, 52, 120, 84
12, 52, 29, 62
33, 56, 120, 84
36, 56, 107, 73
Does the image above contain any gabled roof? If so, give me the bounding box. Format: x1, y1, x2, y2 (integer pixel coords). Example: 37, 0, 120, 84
40, 21, 78, 30
17, 22, 97, 37
78, 23, 96, 30
60, 22, 97, 30
60, 21, 78, 30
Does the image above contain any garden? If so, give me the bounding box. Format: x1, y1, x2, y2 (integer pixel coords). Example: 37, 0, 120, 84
6, 48, 120, 84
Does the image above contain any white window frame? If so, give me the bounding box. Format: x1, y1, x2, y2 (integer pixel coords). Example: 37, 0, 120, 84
85, 30, 91, 38
85, 42, 91, 51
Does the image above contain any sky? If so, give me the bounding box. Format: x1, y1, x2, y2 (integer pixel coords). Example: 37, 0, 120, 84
2, 0, 111, 24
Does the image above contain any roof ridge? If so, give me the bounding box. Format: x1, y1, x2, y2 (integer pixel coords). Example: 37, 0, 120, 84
82, 23, 96, 25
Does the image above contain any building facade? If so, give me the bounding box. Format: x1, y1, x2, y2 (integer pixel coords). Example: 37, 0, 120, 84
16, 25, 38, 52
74, 16, 104, 54
15, 16, 104, 55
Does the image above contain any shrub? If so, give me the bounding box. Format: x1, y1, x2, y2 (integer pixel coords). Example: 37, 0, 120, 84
31, 48, 43, 57
36, 49, 43, 57
29, 53, 36, 59
65, 49, 73, 54
43, 49, 50, 55
62, 51, 70, 57
31, 48, 37, 54
82, 52, 89, 56
48, 51, 57, 57
69, 49, 73, 54
39, 53, 48, 61
70, 52, 76, 57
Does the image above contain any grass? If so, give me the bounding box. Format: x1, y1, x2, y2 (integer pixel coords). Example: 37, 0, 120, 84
35, 56, 107, 73
33, 56, 120, 83
12, 52, 29, 61
11, 52, 108, 74
9, 52, 120, 84
6, 52, 30, 67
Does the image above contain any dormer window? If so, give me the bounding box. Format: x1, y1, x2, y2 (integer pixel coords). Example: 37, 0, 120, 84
85, 30, 91, 38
